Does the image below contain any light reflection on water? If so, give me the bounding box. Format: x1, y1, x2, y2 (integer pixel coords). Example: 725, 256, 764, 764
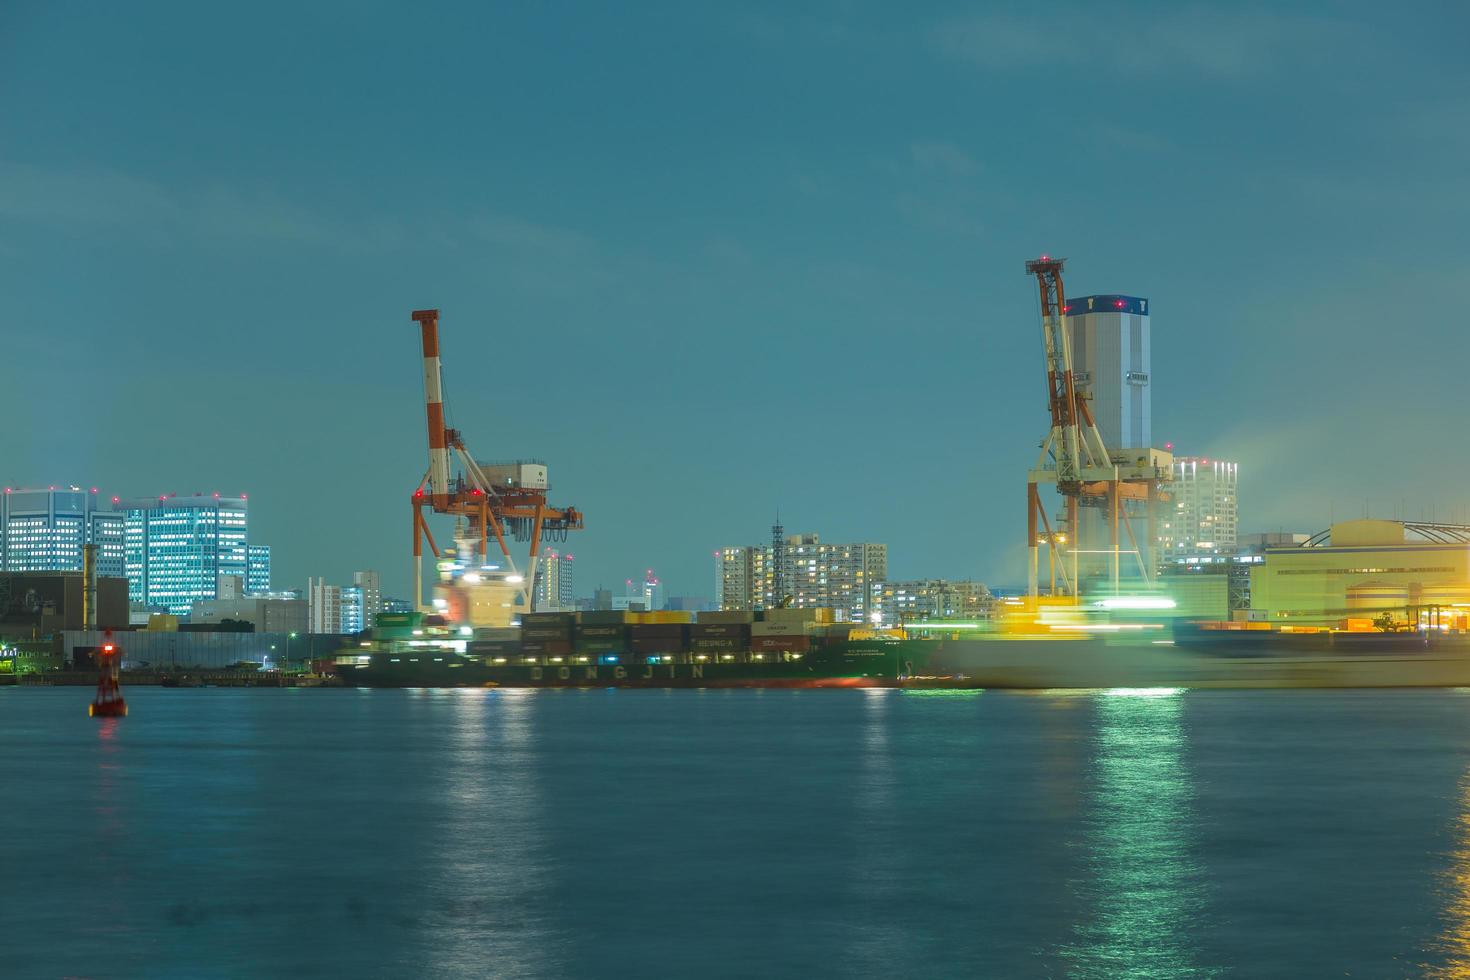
1063, 688, 1215, 978
1433, 773, 1470, 978
841, 689, 899, 974
12, 688, 1470, 976
420, 688, 560, 978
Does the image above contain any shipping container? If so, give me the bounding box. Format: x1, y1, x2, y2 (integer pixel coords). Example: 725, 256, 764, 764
690, 637, 744, 652
522, 626, 573, 641
474, 627, 521, 641
632, 625, 687, 640
468, 640, 520, 655
750, 635, 812, 653
579, 611, 635, 626
631, 636, 690, 655
752, 619, 815, 636
690, 623, 751, 640
574, 639, 625, 654
521, 611, 578, 626
575, 624, 628, 640
635, 611, 694, 624
519, 639, 574, 657
695, 610, 756, 624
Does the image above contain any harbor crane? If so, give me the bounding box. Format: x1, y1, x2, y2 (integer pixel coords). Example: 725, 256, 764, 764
408, 309, 583, 611
1023, 257, 1171, 599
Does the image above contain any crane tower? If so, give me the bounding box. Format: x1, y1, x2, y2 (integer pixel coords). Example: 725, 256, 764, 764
1023, 257, 1171, 599
408, 309, 584, 614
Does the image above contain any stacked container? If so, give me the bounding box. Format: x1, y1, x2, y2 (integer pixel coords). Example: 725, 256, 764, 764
751, 607, 818, 654
520, 611, 575, 658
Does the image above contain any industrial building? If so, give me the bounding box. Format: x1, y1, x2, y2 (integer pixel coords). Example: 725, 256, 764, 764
1, 487, 125, 578
56, 628, 349, 670
190, 591, 308, 634
0, 570, 129, 633
1159, 457, 1240, 564
717, 529, 887, 622
1249, 520, 1470, 624
1065, 294, 1151, 452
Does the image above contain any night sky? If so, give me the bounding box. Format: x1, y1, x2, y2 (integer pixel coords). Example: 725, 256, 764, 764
3, 2, 1467, 601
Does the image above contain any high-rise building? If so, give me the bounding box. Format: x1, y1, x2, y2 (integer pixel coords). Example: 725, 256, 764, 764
1, 487, 125, 578
1159, 457, 1239, 563
248, 545, 271, 593
532, 551, 574, 610
639, 569, 663, 613
352, 570, 382, 619
717, 532, 887, 622
340, 585, 366, 632
715, 548, 753, 612
876, 579, 993, 624
307, 577, 342, 634
1066, 294, 1151, 451
119, 494, 253, 615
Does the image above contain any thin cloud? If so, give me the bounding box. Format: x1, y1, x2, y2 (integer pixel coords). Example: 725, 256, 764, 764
930, 6, 1365, 79
910, 140, 977, 176
0, 164, 620, 274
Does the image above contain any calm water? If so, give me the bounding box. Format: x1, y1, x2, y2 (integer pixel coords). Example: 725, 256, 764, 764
6, 687, 1470, 978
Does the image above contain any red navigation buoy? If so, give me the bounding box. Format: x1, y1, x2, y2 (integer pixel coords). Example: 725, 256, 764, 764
89, 632, 127, 718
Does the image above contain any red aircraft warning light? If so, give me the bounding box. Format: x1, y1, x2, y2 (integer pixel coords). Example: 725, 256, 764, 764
89, 633, 127, 718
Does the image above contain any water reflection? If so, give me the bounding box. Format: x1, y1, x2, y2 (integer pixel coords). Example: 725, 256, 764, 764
418, 689, 559, 977
841, 689, 900, 974
1063, 688, 1211, 978
1432, 771, 1470, 977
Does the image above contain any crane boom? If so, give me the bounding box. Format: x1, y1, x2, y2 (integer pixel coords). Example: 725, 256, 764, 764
411, 309, 452, 510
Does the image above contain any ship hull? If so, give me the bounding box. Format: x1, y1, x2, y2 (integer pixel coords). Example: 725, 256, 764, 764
338, 632, 1470, 690
337, 639, 927, 689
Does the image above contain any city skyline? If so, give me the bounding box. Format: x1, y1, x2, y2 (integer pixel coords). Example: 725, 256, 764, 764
4, 3, 1468, 602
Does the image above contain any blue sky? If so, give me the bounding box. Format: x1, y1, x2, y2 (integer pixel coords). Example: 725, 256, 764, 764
3, 1, 1467, 600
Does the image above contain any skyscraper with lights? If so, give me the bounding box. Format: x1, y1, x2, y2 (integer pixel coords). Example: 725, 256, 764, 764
118, 493, 255, 614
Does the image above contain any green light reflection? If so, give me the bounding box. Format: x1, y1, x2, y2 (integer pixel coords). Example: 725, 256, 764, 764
1062, 688, 1215, 978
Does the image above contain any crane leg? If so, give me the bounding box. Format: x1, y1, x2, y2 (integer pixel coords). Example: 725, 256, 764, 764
1027, 483, 1039, 598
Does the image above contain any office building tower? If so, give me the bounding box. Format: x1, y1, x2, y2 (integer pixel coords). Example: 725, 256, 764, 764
1159, 457, 1239, 563
1066, 294, 1151, 450
532, 551, 574, 611
1, 486, 125, 578
248, 545, 271, 593
119, 494, 254, 615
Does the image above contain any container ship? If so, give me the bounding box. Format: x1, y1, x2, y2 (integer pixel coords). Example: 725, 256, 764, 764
334, 602, 1470, 690
335, 606, 932, 688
